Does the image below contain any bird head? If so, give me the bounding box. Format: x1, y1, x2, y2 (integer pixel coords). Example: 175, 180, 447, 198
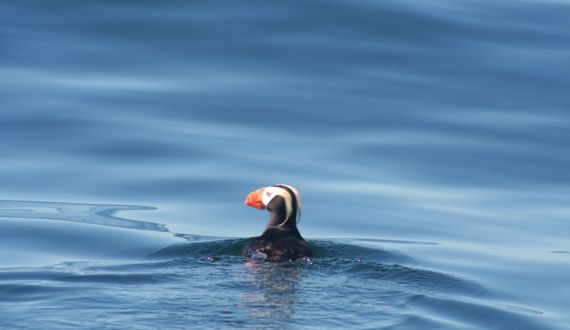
245, 184, 302, 229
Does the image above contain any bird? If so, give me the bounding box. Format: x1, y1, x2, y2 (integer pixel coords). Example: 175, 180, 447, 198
242, 184, 313, 262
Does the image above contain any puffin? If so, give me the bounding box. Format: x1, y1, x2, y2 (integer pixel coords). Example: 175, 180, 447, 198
242, 184, 313, 262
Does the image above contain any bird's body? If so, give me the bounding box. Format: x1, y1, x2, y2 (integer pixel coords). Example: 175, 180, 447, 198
243, 227, 313, 262
243, 184, 312, 262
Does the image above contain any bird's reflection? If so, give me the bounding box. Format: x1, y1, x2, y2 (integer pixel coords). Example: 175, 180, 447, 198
240, 260, 308, 320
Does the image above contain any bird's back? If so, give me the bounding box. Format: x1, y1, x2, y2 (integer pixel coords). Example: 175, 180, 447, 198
243, 227, 313, 262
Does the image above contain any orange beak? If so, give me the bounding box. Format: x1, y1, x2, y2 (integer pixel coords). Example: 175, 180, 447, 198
245, 189, 265, 210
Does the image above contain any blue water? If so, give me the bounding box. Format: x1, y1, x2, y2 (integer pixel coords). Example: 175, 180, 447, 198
1, 0, 569, 328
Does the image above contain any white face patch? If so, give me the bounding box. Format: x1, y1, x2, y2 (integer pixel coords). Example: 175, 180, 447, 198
261, 186, 282, 207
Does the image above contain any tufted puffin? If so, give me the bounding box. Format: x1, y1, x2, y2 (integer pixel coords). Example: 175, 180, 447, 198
242, 184, 313, 262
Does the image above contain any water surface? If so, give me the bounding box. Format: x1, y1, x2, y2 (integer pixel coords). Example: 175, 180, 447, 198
1, 0, 569, 328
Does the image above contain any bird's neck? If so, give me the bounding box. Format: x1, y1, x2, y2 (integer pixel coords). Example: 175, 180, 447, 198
264, 195, 303, 240
265, 210, 291, 229
265, 211, 302, 240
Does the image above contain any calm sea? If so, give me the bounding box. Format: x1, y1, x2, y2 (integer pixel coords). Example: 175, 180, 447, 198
1, 0, 569, 329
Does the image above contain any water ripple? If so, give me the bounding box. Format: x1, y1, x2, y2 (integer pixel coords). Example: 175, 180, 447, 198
0, 200, 167, 232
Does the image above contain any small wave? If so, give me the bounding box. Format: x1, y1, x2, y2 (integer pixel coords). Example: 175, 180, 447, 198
145, 238, 419, 266
146, 238, 249, 259
0, 262, 181, 290
146, 238, 484, 297
406, 294, 545, 330
311, 240, 418, 265
0, 283, 75, 302
0, 237, 551, 330
353, 238, 439, 245
344, 262, 487, 297
0, 199, 167, 232
53, 273, 175, 285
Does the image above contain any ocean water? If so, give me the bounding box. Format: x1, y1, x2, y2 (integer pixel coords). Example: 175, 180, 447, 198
1, 0, 569, 328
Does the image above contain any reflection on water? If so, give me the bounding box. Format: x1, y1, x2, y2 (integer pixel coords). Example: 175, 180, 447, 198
0, 200, 167, 232
0, 200, 179, 267
241, 262, 304, 320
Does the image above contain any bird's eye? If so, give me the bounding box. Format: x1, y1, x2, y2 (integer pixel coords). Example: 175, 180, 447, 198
266, 192, 273, 197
